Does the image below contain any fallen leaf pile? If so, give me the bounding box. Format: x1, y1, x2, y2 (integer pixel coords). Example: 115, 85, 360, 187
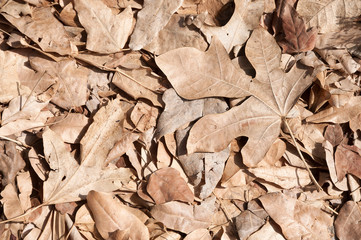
1, 0, 361, 239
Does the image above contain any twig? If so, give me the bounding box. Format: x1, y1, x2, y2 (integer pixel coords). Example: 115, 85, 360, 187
284, 119, 323, 192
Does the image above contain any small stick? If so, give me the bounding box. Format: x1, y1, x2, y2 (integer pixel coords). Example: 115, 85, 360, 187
284, 120, 323, 192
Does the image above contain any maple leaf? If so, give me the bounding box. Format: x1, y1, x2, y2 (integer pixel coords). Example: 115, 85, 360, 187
156, 28, 314, 167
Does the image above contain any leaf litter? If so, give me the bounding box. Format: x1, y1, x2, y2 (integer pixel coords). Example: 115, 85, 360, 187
1, 0, 361, 239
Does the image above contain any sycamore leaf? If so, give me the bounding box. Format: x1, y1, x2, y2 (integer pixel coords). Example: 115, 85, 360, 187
155, 37, 252, 100
147, 167, 194, 204
42, 99, 136, 205
74, 0, 134, 53
129, 0, 183, 50
183, 28, 313, 167
87, 191, 149, 240
277, 1, 317, 53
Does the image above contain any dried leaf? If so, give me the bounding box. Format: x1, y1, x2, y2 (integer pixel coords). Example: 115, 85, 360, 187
129, 0, 183, 50
184, 28, 314, 166
87, 191, 149, 240
147, 167, 194, 204
150, 198, 215, 234
249, 166, 311, 189
184, 229, 212, 240
247, 222, 286, 240
277, 2, 317, 53
74, 0, 134, 53
335, 143, 361, 181
235, 210, 265, 240
324, 124, 343, 147
42, 99, 136, 204
1, 2, 77, 55
155, 37, 252, 100
260, 192, 333, 240
334, 201, 361, 240
0, 141, 25, 186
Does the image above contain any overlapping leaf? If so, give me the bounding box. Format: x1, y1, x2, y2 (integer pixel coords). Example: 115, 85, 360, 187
157, 28, 314, 166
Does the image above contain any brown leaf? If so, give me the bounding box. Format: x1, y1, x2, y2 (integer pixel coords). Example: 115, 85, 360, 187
335, 143, 361, 181
324, 124, 343, 147
235, 210, 265, 240
129, 100, 159, 132
42, 99, 136, 204
184, 229, 212, 240
334, 201, 361, 240
184, 28, 314, 166
0, 141, 25, 186
155, 36, 252, 100
277, 2, 317, 53
87, 191, 149, 240
147, 167, 194, 204
150, 198, 215, 234
129, 0, 183, 50
260, 192, 333, 240
1, 2, 77, 55
74, 0, 134, 53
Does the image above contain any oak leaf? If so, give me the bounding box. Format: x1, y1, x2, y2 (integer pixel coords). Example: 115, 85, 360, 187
157, 28, 314, 167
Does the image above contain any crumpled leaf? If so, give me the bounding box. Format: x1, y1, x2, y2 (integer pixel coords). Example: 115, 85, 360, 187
87, 191, 149, 240
260, 192, 333, 240
190, 0, 264, 52
306, 96, 361, 124
150, 197, 216, 234
147, 167, 194, 204
183, 28, 314, 167
129, 0, 183, 50
144, 14, 208, 55
1, 1, 77, 55
248, 222, 286, 240
184, 229, 211, 240
42, 99, 136, 205
74, 0, 134, 53
155, 37, 252, 100
334, 201, 361, 240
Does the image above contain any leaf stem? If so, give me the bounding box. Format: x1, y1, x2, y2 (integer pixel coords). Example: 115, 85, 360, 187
284, 120, 323, 192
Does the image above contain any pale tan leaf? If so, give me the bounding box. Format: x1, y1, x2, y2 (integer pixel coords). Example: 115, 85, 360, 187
150, 199, 215, 234
144, 14, 208, 55
306, 96, 361, 123
87, 191, 149, 240
74, 0, 134, 53
185, 28, 314, 167
0, 50, 32, 103
247, 222, 286, 240
155, 88, 204, 139
155, 36, 252, 100
1, 2, 77, 55
334, 201, 361, 240
260, 192, 333, 240
297, 0, 361, 34
0, 184, 24, 220
184, 229, 212, 240
42, 99, 136, 205
192, 0, 264, 52
29, 57, 89, 109
147, 167, 194, 204
129, 0, 183, 50
249, 166, 311, 189
129, 100, 159, 132
105, 132, 139, 165
49, 113, 89, 144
